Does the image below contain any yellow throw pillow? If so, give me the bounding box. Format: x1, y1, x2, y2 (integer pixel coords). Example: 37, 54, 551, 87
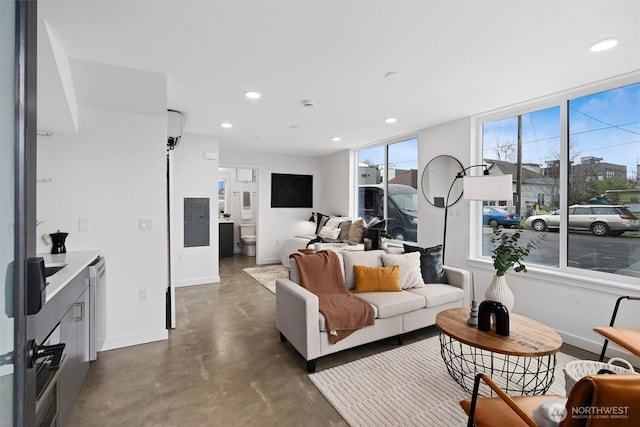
354, 265, 402, 292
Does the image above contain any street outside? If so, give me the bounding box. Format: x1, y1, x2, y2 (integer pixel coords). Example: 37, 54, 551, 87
481, 228, 640, 277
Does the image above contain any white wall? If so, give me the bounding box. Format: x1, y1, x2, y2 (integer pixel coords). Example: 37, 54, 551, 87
36, 56, 169, 351
220, 149, 321, 265
417, 117, 472, 269
36, 107, 169, 351
318, 150, 352, 217
172, 133, 220, 286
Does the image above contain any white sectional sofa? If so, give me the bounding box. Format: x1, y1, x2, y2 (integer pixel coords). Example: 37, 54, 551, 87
276, 248, 470, 372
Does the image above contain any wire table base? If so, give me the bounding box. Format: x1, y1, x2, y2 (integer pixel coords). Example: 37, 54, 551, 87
439, 333, 557, 396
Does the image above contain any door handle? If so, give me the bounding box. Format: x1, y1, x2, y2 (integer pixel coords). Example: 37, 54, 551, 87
26, 339, 65, 370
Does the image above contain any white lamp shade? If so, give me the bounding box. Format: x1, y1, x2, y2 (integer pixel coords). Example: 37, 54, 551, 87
463, 174, 513, 201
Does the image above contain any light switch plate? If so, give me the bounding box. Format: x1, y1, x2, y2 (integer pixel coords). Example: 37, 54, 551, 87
79, 218, 90, 232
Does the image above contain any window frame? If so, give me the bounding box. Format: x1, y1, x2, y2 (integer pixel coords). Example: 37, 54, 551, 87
217, 178, 228, 216
470, 73, 639, 288
353, 134, 419, 243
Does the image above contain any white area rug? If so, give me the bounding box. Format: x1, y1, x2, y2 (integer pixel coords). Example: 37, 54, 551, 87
309, 336, 575, 427
243, 264, 289, 294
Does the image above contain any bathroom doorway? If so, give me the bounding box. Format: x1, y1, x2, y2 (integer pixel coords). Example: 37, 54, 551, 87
218, 167, 258, 257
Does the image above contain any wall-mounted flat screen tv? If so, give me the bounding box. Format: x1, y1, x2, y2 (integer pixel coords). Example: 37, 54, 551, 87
271, 173, 313, 208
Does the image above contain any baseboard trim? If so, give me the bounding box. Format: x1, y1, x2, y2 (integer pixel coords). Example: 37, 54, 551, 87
98, 329, 168, 352
175, 276, 220, 287
259, 257, 280, 265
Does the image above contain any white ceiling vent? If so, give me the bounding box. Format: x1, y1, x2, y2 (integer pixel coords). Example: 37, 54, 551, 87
167, 110, 183, 150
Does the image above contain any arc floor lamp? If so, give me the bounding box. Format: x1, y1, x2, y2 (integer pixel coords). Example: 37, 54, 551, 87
422, 156, 512, 265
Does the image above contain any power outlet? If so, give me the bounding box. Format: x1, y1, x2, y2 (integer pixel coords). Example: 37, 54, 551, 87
138, 289, 148, 301
139, 218, 153, 230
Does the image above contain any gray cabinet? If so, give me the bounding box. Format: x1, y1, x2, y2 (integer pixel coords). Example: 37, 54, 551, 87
219, 222, 234, 257
36, 265, 91, 425
59, 286, 90, 423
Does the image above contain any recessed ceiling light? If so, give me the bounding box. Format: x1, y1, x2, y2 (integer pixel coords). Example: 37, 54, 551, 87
245, 91, 261, 99
332, 137, 341, 142
590, 38, 619, 52
385, 118, 397, 124
220, 123, 232, 128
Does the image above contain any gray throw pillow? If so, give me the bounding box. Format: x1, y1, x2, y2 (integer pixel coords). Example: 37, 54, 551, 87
403, 244, 447, 284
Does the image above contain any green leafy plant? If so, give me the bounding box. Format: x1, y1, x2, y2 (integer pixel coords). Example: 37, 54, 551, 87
490, 227, 546, 276
380, 230, 393, 240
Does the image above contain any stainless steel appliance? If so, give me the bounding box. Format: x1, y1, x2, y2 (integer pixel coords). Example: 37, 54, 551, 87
89, 257, 106, 361
35, 324, 65, 427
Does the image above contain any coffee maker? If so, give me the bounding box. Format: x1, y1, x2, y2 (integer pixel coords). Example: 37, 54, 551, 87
50, 231, 68, 254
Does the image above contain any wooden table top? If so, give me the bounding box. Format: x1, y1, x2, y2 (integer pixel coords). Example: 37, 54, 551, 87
436, 307, 563, 357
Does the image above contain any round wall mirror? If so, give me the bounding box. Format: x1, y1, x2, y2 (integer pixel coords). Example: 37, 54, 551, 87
421, 155, 465, 208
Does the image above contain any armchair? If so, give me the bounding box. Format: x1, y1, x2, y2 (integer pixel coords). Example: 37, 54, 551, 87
460, 372, 640, 427
594, 295, 640, 362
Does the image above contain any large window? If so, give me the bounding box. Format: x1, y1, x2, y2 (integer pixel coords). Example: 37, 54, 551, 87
356, 137, 418, 241
481, 106, 561, 268
479, 81, 640, 279
567, 84, 640, 276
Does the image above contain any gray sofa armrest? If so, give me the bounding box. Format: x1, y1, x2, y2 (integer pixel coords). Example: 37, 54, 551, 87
275, 278, 322, 361
443, 265, 471, 303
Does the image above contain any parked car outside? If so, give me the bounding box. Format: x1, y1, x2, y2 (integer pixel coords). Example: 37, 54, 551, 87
524, 210, 560, 232
482, 206, 520, 228
358, 184, 417, 241
525, 204, 640, 236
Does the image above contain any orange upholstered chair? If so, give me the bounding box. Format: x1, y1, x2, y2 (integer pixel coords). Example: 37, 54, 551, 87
594, 295, 640, 362
460, 373, 640, 427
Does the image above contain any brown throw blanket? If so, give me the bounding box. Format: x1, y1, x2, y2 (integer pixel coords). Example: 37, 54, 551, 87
290, 251, 375, 344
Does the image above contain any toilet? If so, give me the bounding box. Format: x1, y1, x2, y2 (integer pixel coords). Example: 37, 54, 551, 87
239, 223, 256, 257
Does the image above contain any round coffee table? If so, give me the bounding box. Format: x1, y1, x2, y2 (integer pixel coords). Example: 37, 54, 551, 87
436, 307, 563, 396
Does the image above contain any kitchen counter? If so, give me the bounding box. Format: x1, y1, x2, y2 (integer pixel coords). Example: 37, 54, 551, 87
39, 249, 102, 302
35, 249, 102, 425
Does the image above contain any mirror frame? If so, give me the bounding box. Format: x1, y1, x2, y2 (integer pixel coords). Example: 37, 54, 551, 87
420, 155, 465, 208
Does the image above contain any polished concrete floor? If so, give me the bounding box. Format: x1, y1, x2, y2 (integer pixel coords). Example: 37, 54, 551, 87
67, 255, 597, 426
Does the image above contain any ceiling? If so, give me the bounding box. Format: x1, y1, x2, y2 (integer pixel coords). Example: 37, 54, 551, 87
38, 0, 640, 157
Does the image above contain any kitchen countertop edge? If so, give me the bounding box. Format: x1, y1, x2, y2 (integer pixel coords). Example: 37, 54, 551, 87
39, 250, 102, 302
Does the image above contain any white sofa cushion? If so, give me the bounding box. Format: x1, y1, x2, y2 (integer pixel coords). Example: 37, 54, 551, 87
381, 252, 424, 289
342, 250, 385, 290
318, 226, 341, 239
407, 284, 464, 308
354, 291, 425, 319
